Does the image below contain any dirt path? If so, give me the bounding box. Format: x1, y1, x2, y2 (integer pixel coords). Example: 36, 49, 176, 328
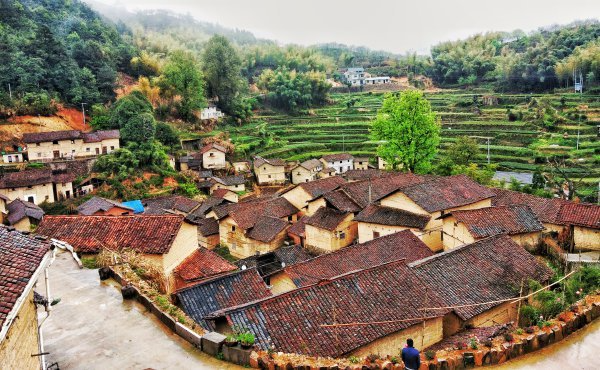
38, 252, 242, 370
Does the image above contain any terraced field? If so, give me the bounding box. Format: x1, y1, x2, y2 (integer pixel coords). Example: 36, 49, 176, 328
202, 90, 600, 199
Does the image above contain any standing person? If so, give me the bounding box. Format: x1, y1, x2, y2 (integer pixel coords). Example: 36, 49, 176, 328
401, 338, 421, 370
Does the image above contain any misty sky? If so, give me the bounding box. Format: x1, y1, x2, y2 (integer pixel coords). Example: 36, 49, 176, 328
93, 0, 600, 54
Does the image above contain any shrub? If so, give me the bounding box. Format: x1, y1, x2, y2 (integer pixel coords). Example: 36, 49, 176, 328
366, 354, 380, 362
390, 356, 399, 364
348, 356, 360, 364
504, 333, 514, 342
525, 326, 535, 334
515, 328, 524, 335
237, 331, 255, 346
424, 350, 436, 360
469, 337, 478, 349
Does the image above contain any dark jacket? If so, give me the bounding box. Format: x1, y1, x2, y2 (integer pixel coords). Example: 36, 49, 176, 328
401, 346, 421, 370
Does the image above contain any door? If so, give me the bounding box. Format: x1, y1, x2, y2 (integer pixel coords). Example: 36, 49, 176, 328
53, 150, 60, 159
95, 148, 100, 155
102, 146, 107, 154
65, 190, 71, 199
27, 196, 35, 203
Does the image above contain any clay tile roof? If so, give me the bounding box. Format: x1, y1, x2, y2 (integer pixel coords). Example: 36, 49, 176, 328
173, 248, 237, 290
304, 207, 351, 231
557, 202, 600, 229
338, 173, 429, 208
449, 205, 544, 238
285, 229, 433, 287
199, 143, 227, 154
320, 168, 336, 174
228, 197, 298, 230
81, 130, 120, 143
211, 188, 233, 199
0, 226, 50, 328
355, 204, 430, 229
400, 174, 496, 213
322, 153, 354, 162
23, 130, 81, 143
0, 168, 53, 188
197, 218, 220, 236
410, 235, 554, 321
77, 196, 133, 216
234, 245, 313, 276
322, 189, 363, 213
254, 157, 285, 168
176, 268, 272, 329
208, 260, 447, 358
36, 215, 185, 254
7, 199, 45, 225
344, 169, 389, 181
490, 188, 567, 225
298, 159, 322, 170
213, 175, 245, 186
247, 216, 289, 243
143, 195, 201, 214
294, 176, 346, 198
287, 215, 309, 237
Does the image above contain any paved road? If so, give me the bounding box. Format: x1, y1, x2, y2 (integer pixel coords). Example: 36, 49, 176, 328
39, 251, 241, 370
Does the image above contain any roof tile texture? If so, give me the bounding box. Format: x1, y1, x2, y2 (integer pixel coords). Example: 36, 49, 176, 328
451, 205, 544, 238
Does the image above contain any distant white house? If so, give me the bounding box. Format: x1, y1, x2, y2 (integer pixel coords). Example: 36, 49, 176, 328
2, 152, 24, 164
201, 106, 225, 120
343, 67, 390, 86
365, 77, 391, 85
320, 153, 354, 174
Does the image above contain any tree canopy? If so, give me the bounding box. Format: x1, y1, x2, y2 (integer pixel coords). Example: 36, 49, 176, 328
371, 91, 440, 173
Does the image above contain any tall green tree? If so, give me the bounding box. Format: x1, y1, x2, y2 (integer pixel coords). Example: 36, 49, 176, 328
448, 136, 480, 165
371, 91, 440, 173
160, 51, 206, 121
202, 35, 245, 116
121, 113, 156, 144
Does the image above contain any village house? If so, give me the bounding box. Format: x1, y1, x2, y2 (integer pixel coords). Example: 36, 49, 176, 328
235, 244, 313, 283
320, 153, 354, 174
200, 106, 225, 120
24, 129, 120, 161
354, 204, 431, 243
209, 175, 245, 193
6, 199, 44, 232
232, 160, 251, 173
172, 247, 237, 290
377, 175, 496, 251
196, 218, 220, 249
176, 268, 272, 329
364, 76, 391, 84
0, 194, 9, 222
304, 207, 357, 253
77, 196, 134, 216
271, 229, 433, 294
253, 157, 287, 185
0, 226, 52, 370
142, 195, 201, 216
344, 169, 389, 182
2, 151, 24, 164
377, 156, 388, 170
291, 159, 323, 184
199, 143, 227, 170
0, 168, 75, 205
281, 176, 346, 212
179, 152, 202, 171
211, 188, 239, 203
36, 215, 199, 293
352, 157, 370, 170
216, 197, 299, 258
410, 235, 553, 335
205, 260, 448, 358
440, 205, 544, 250
343, 67, 367, 86
318, 167, 336, 179
556, 202, 600, 251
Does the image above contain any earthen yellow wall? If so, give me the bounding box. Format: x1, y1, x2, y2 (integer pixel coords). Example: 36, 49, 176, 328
0, 291, 41, 370
467, 301, 518, 328
233, 162, 250, 173
269, 272, 297, 294
54, 181, 74, 201
162, 222, 199, 276
12, 217, 32, 232
211, 182, 245, 194
357, 222, 417, 244
574, 226, 600, 251
510, 232, 541, 248
351, 317, 444, 357
28, 137, 119, 160
543, 222, 565, 234
380, 192, 429, 215
282, 187, 312, 211
305, 216, 357, 253
202, 149, 226, 169
291, 166, 317, 184
255, 163, 286, 185
219, 216, 288, 258
353, 161, 369, 170
441, 216, 475, 250
306, 198, 326, 216
0, 183, 55, 205
199, 233, 220, 250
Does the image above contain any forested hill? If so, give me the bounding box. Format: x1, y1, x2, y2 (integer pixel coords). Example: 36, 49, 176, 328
0, 0, 134, 110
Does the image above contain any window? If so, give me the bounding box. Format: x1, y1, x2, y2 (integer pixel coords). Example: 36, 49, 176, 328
231, 225, 236, 232
86, 148, 90, 152
268, 175, 272, 179
71, 140, 75, 144
27, 185, 32, 189
110, 146, 114, 150
27, 196, 35, 203
209, 152, 214, 157
373, 231, 380, 239
36, 143, 40, 147
231, 242, 236, 250
52, 140, 58, 145
288, 215, 293, 221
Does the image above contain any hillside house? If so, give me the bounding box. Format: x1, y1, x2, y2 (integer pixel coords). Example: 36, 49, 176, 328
378, 175, 495, 251
320, 153, 354, 174
176, 268, 271, 329
232, 160, 250, 173
196, 218, 220, 249
142, 195, 201, 216
440, 205, 544, 250
253, 157, 286, 185
318, 167, 336, 179
24, 130, 119, 161
556, 203, 600, 251
36, 215, 199, 293
199, 143, 227, 170
271, 229, 433, 294
2, 151, 24, 164
77, 196, 134, 216
205, 260, 448, 358
0, 168, 74, 205
216, 197, 299, 258
6, 199, 44, 232
0, 226, 52, 370
304, 207, 357, 253
353, 157, 370, 170
200, 106, 225, 120
172, 247, 237, 290
291, 159, 323, 184
343, 67, 367, 86
235, 245, 313, 283
354, 204, 431, 243
281, 176, 346, 212
410, 235, 553, 335
211, 188, 239, 203
365, 76, 391, 84
209, 175, 245, 193
179, 152, 203, 171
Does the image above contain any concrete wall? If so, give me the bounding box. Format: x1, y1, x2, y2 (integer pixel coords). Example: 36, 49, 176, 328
0, 290, 41, 370
351, 317, 444, 357
305, 216, 357, 253
255, 163, 286, 185
0, 182, 55, 205
357, 222, 419, 244
28, 137, 119, 161
574, 226, 600, 251
202, 149, 226, 170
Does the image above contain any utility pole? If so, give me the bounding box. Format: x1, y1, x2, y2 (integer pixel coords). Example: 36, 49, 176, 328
577, 114, 580, 151
342, 134, 345, 152
81, 103, 87, 128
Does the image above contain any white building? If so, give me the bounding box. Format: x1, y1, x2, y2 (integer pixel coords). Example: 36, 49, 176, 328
343, 68, 390, 86
201, 106, 225, 120
2, 152, 24, 164
365, 77, 391, 85
320, 153, 354, 174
